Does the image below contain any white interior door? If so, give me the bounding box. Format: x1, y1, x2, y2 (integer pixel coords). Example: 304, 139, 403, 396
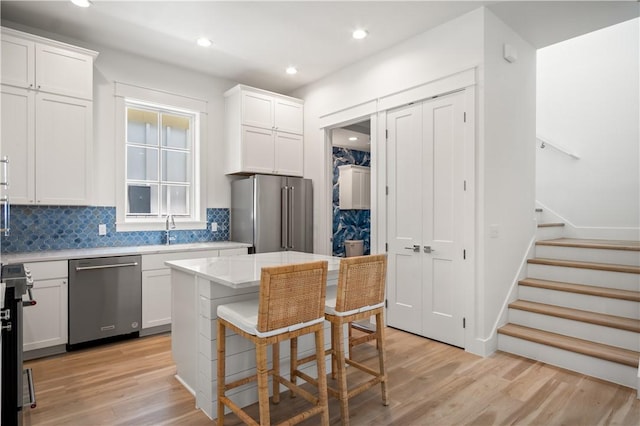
386, 103, 423, 334
386, 91, 466, 348
421, 92, 465, 347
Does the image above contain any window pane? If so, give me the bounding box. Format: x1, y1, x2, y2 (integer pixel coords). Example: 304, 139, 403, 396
162, 113, 190, 149
127, 108, 158, 145
162, 150, 189, 183
128, 146, 158, 181
162, 185, 189, 215
127, 184, 158, 215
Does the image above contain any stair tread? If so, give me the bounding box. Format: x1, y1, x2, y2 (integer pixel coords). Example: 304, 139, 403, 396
536, 238, 640, 252
519, 278, 640, 302
508, 299, 640, 332
498, 323, 640, 367
537, 223, 566, 228
528, 257, 640, 274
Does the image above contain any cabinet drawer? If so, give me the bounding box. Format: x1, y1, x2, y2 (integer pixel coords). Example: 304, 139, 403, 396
142, 249, 219, 270
24, 260, 68, 280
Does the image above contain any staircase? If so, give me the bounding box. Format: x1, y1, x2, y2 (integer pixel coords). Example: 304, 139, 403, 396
497, 237, 640, 390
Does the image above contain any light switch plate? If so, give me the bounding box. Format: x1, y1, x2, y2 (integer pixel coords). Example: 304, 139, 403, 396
211, 222, 218, 232
98, 224, 107, 236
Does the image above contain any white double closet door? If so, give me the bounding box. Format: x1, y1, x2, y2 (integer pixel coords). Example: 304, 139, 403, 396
386, 91, 465, 348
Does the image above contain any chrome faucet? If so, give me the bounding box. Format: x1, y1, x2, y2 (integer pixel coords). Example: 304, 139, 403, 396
165, 214, 176, 245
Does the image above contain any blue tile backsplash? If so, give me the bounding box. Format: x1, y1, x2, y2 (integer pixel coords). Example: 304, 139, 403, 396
1, 206, 230, 253
333, 147, 371, 257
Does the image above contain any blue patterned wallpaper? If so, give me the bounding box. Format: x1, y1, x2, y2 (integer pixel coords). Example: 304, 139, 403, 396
1, 206, 229, 253
333, 147, 371, 257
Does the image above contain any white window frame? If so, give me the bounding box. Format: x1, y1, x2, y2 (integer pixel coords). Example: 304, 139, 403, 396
114, 82, 207, 232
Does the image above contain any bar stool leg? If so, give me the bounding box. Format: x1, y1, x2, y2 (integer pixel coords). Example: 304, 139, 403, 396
376, 312, 389, 406
314, 327, 330, 425
290, 337, 298, 398
334, 321, 350, 425
217, 320, 226, 426
256, 341, 271, 426
330, 323, 338, 380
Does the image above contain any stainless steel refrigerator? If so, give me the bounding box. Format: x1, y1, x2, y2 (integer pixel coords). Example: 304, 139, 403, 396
231, 175, 313, 253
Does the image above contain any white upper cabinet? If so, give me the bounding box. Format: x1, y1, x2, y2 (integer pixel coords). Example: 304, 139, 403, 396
339, 165, 371, 210
1, 28, 97, 100
1, 27, 97, 205
226, 84, 304, 176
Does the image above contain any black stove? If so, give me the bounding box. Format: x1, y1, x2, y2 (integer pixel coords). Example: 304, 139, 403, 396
2, 263, 36, 426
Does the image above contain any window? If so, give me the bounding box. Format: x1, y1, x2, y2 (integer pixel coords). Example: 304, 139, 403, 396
114, 82, 207, 231
125, 103, 194, 218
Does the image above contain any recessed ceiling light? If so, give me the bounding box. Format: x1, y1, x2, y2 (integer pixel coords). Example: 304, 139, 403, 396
197, 37, 212, 47
286, 66, 298, 75
352, 29, 368, 40
70, 0, 91, 7
348, 136, 359, 141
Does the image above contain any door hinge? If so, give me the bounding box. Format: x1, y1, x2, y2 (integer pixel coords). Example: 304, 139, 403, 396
386, 186, 389, 195
463, 317, 466, 328
464, 112, 467, 122
463, 249, 466, 260
463, 180, 467, 191
385, 299, 388, 308
385, 129, 388, 139
385, 242, 388, 252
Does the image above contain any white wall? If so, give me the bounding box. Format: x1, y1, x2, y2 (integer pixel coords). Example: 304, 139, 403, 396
294, 7, 537, 355
92, 46, 237, 208
536, 18, 640, 238
293, 8, 485, 256
480, 10, 537, 347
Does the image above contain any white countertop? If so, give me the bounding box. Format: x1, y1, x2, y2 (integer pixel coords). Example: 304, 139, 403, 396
2, 241, 252, 264
166, 251, 342, 289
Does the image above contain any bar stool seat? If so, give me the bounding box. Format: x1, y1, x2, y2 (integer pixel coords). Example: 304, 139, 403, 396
291, 254, 389, 426
217, 261, 330, 426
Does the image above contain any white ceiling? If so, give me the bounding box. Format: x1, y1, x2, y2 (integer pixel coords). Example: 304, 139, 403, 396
1, 1, 638, 94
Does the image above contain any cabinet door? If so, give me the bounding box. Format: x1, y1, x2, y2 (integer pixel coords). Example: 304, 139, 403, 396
1, 85, 35, 204
35, 93, 92, 205
23, 278, 68, 351
274, 131, 303, 177
142, 269, 172, 329
242, 125, 275, 174
1, 34, 34, 88
274, 98, 303, 134
241, 90, 274, 129
35, 43, 93, 99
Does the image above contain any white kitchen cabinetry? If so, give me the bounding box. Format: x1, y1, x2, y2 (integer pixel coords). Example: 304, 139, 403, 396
0, 27, 97, 205
23, 261, 68, 355
339, 165, 371, 209
225, 84, 304, 176
141, 247, 247, 333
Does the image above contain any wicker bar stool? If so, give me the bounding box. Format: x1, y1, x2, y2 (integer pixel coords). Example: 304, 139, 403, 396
216, 261, 330, 426
291, 254, 389, 425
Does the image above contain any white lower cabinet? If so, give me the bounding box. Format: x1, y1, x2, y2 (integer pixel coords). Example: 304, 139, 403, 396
141, 247, 248, 332
23, 261, 68, 352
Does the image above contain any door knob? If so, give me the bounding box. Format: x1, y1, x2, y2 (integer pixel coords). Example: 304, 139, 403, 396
404, 245, 420, 252
424, 246, 434, 253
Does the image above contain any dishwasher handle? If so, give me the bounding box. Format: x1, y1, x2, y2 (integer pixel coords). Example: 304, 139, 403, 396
74, 262, 139, 272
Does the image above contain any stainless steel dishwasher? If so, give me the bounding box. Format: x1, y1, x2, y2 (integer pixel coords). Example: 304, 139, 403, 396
68, 255, 142, 349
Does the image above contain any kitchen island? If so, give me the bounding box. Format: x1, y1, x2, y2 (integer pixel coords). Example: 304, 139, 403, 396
165, 251, 341, 420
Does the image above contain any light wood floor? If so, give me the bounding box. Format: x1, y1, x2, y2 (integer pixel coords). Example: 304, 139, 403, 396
25, 328, 640, 425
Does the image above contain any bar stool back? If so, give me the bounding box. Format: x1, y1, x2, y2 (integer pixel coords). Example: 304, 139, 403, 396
217, 261, 330, 426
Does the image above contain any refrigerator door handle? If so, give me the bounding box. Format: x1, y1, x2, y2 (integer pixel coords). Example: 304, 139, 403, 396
281, 186, 288, 249
288, 186, 295, 249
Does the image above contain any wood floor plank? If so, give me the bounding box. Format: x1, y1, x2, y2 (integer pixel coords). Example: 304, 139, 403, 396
24, 329, 640, 425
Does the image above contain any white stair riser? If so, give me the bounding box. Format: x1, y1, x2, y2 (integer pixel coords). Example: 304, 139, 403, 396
527, 264, 640, 292
536, 245, 640, 266
507, 309, 639, 351
536, 226, 565, 240
518, 286, 640, 319
497, 334, 637, 389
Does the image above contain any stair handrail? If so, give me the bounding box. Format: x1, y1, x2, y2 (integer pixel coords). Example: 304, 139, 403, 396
537, 135, 580, 160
